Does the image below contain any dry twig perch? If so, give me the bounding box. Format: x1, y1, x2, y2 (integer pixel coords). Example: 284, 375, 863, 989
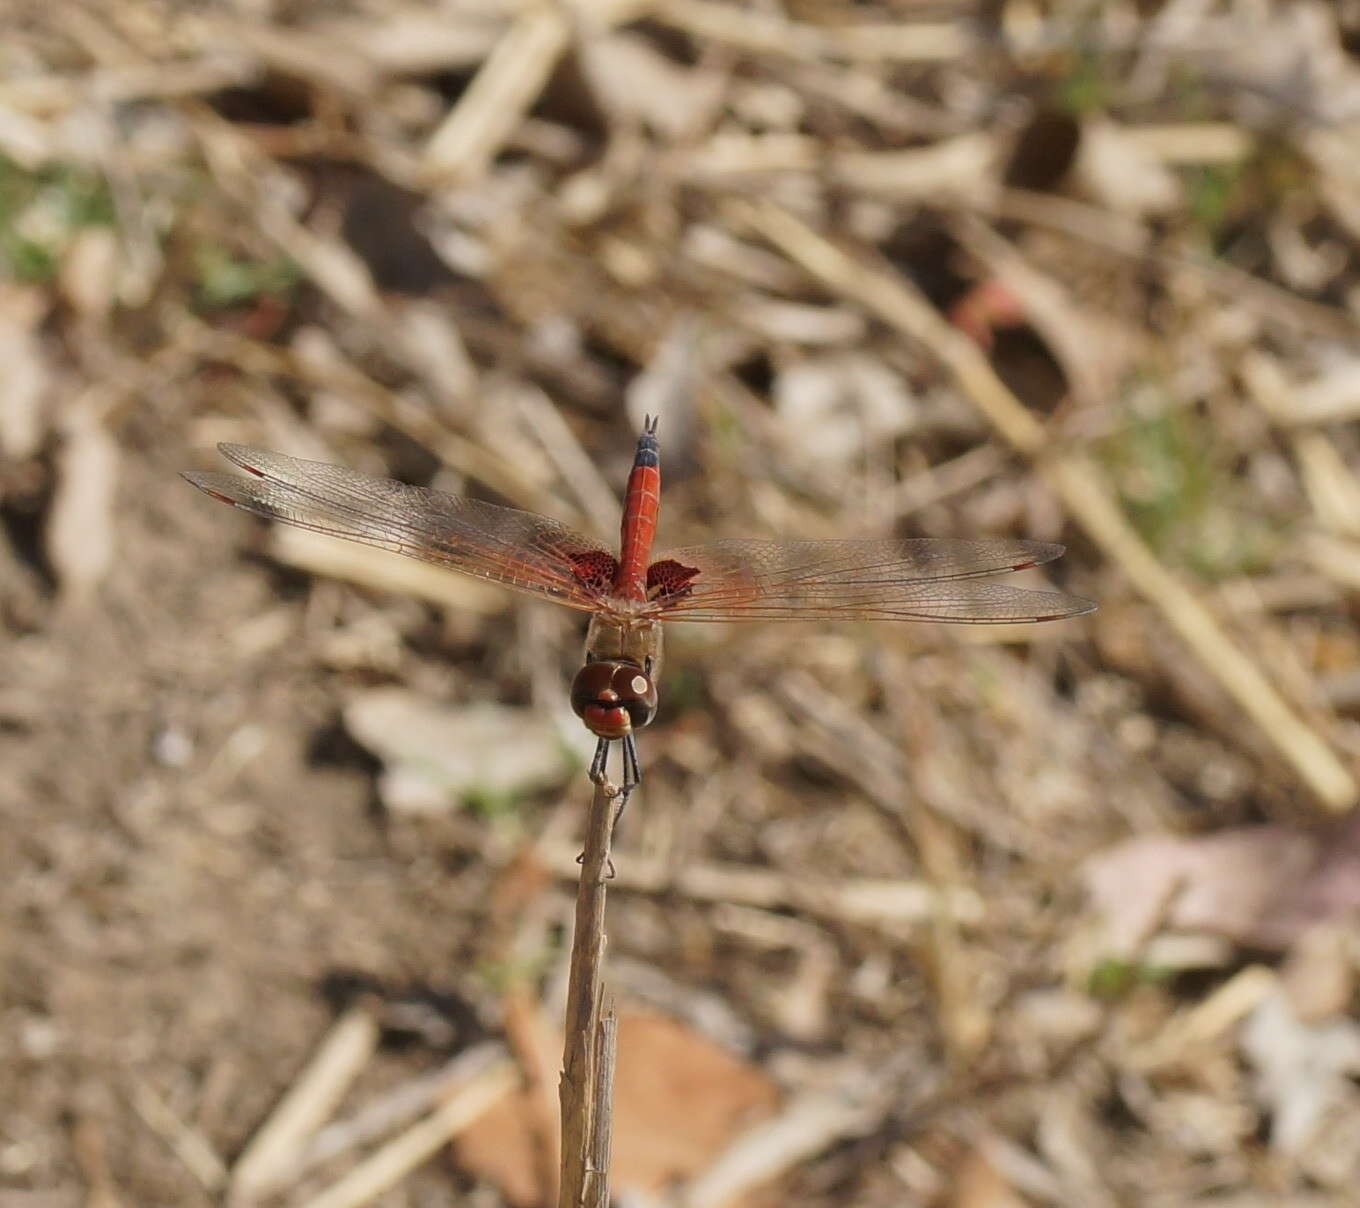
557, 777, 622, 1207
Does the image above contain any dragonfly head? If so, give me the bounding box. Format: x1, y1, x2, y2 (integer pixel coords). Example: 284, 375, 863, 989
570, 659, 658, 739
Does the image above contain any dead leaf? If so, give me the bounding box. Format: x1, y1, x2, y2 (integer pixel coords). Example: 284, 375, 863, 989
1241, 988, 1360, 1155
1083, 816, 1360, 954
344, 690, 587, 813
952, 1147, 1031, 1208
773, 352, 915, 479
59, 227, 119, 320
46, 403, 118, 602
1281, 925, 1355, 1024
580, 32, 724, 138
454, 1011, 781, 1205
1072, 119, 1181, 216
0, 285, 54, 459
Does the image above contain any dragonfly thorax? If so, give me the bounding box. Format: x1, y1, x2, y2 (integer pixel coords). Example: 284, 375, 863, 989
583, 611, 662, 677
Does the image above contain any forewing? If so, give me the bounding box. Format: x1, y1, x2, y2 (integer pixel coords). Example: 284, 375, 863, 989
183, 444, 614, 611
649, 538, 1095, 623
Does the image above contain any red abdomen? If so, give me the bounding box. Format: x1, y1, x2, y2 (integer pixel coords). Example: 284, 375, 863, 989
614, 418, 660, 601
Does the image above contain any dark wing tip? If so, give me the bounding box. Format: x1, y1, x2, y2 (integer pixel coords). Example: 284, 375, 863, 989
215, 443, 273, 477
181, 469, 246, 505
1010, 541, 1066, 571
1012, 545, 1090, 618
1039, 594, 1097, 620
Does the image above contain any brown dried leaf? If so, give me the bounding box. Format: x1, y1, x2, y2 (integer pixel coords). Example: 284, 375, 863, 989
454, 1011, 780, 1205
952, 1147, 1031, 1208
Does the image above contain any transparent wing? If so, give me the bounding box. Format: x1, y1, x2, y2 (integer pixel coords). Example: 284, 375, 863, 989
649, 538, 1095, 623
183, 444, 615, 611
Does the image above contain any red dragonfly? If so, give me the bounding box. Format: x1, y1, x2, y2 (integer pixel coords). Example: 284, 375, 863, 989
184, 419, 1093, 812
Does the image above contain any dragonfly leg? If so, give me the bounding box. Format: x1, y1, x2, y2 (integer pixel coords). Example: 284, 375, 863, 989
576, 736, 640, 874
610, 734, 642, 838
588, 736, 611, 785
580, 737, 622, 877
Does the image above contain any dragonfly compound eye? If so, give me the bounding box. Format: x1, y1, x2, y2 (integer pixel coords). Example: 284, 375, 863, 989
570, 661, 658, 738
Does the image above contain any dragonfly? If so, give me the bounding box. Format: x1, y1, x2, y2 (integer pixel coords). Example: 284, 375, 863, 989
184, 418, 1093, 817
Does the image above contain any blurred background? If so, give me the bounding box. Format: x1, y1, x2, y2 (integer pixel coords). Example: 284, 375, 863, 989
4, 1, 1360, 1204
